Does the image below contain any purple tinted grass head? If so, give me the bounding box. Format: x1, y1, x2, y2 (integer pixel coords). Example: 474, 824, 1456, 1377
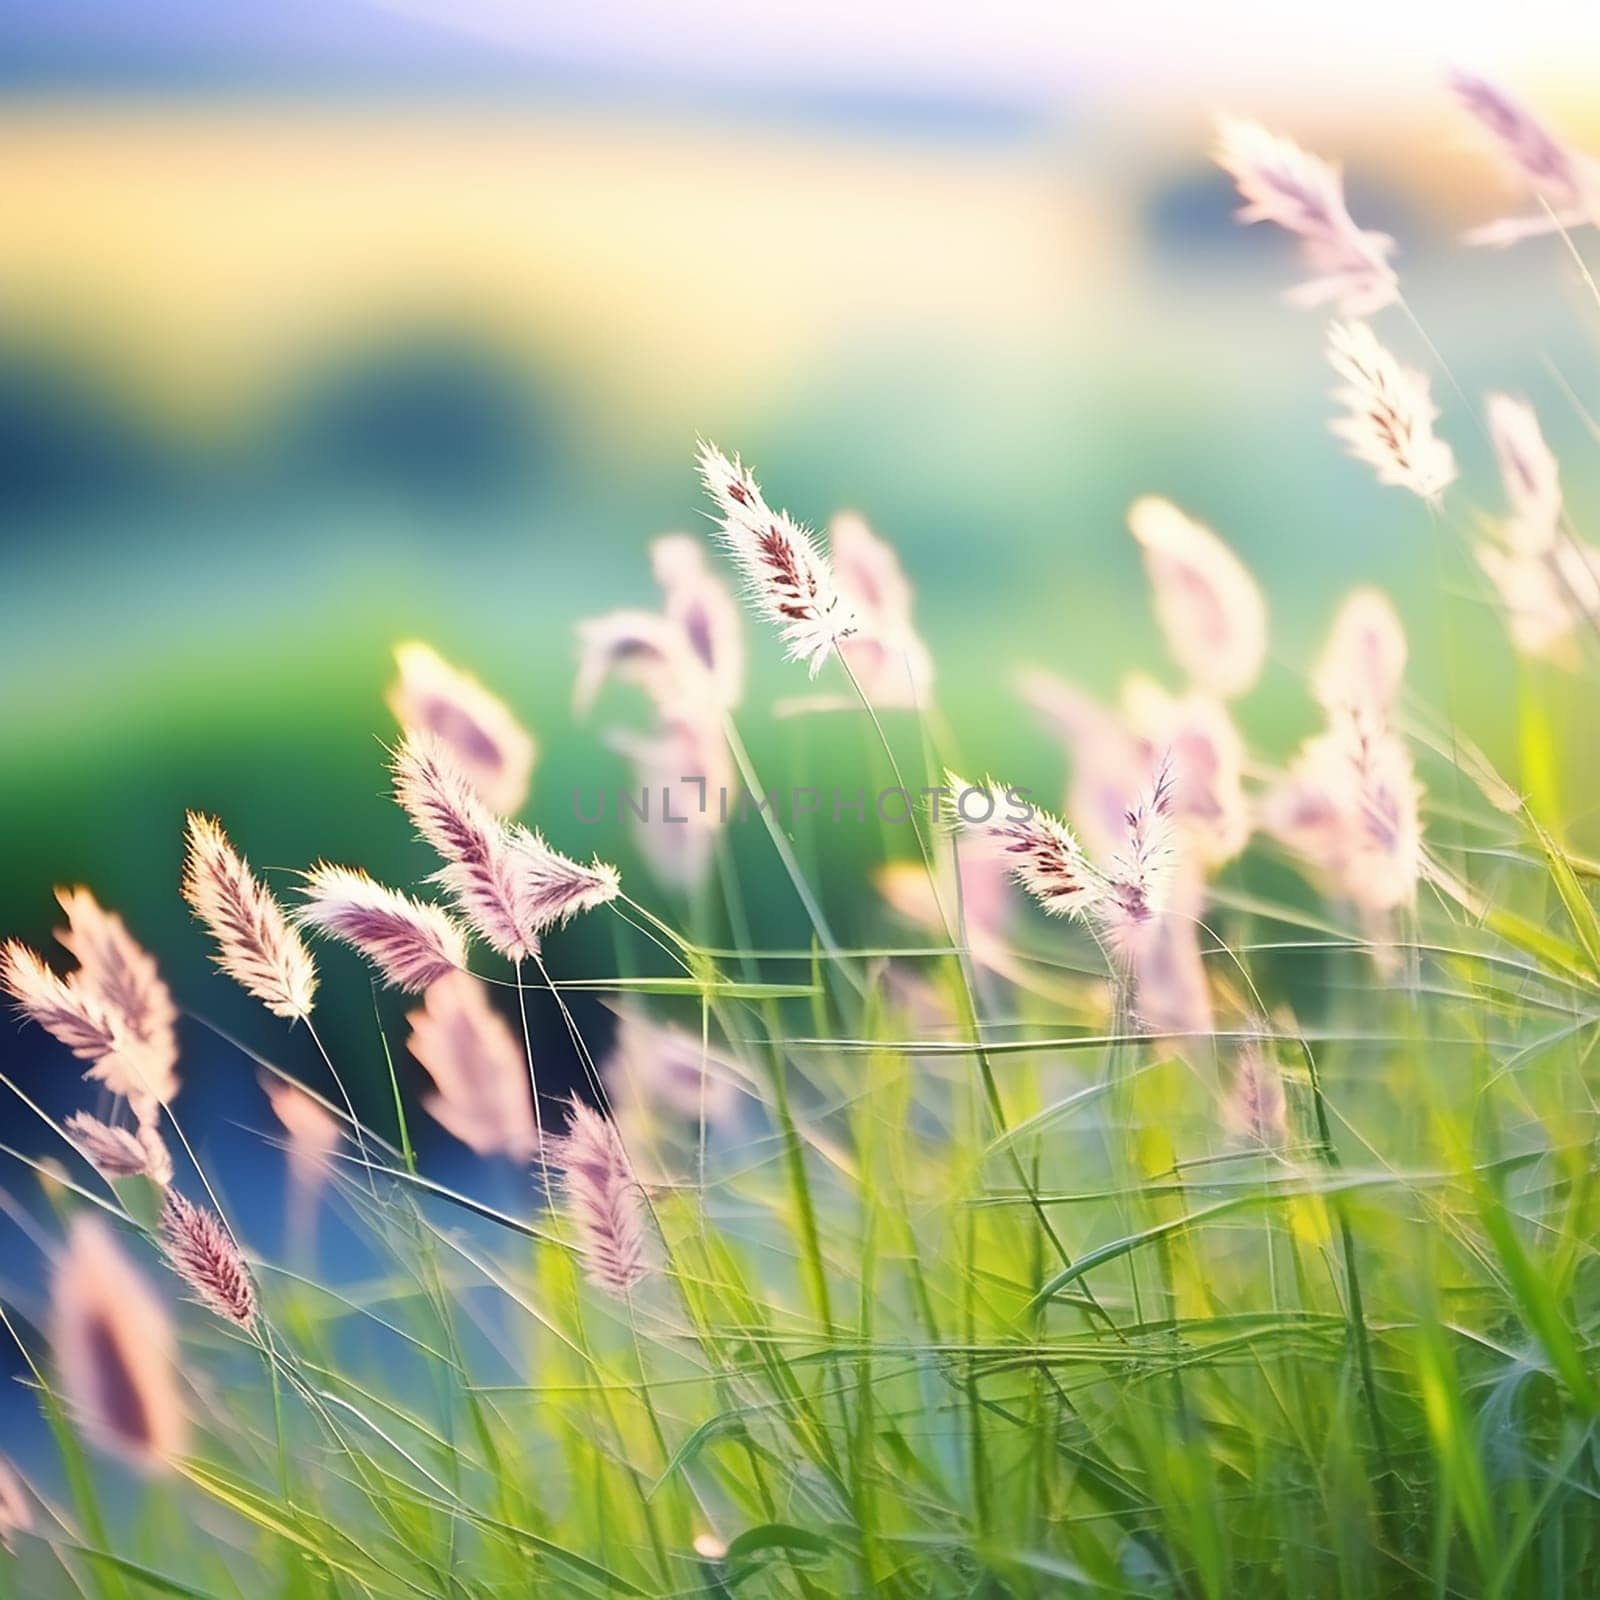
1450, 70, 1592, 242
1486, 393, 1562, 556
51, 1215, 186, 1471
391, 731, 538, 961
651, 533, 745, 711
1477, 539, 1600, 665
261, 1073, 343, 1193
1312, 587, 1408, 720
1, 937, 172, 1112
0, 1453, 29, 1552
1121, 677, 1253, 869
182, 814, 317, 1021
65, 1112, 171, 1185
388, 641, 536, 816
606, 715, 731, 894
407, 971, 539, 1159
697, 441, 858, 676
1326, 321, 1456, 501
1102, 752, 1179, 933
1214, 115, 1399, 316
54, 887, 180, 1110
295, 864, 468, 991
504, 826, 621, 937
573, 610, 707, 722
159, 1191, 258, 1332
572, 604, 704, 720
827, 511, 936, 709
1223, 1040, 1289, 1146
555, 1099, 649, 1296
3, 938, 124, 1063
1126, 497, 1267, 701
944, 773, 1106, 921
1297, 589, 1422, 919
602, 1009, 743, 1133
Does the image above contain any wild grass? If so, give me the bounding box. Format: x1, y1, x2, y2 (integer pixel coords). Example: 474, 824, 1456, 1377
5, 75, 1600, 1600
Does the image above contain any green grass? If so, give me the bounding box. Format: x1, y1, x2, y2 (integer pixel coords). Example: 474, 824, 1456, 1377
5, 677, 1600, 1599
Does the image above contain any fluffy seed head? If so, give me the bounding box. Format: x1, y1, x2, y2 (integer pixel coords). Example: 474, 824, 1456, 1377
697, 441, 858, 676
3, 939, 124, 1064
1121, 677, 1252, 868
602, 1009, 743, 1134
182, 814, 317, 1020
1345, 719, 1424, 914
391, 732, 538, 960
1451, 70, 1590, 219
260, 1074, 343, 1192
51, 1215, 186, 1470
54, 887, 180, 1110
1312, 587, 1408, 719
606, 715, 732, 894
555, 1099, 649, 1296
388, 641, 536, 816
65, 1113, 171, 1185
504, 825, 621, 934
1127, 498, 1267, 700
573, 609, 709, 721
0, 1453, 28, 1552
944, 773, 1104, 921
1017, 668, 1151, 860
1486, 394, 1562, 556
406, 971, 539, 1159
159, 1191, 258, 1332
1264, 712, 1423, 915
1101, 754, 1180, 933
1326, 321, 1456, 501
652, 533, 745, 711
1214, 115, 1399, 315
1477, 541, 1600, 665
828, 511, 936, 709
296, 864, 468, 991
1223, 1041, 1288, 1145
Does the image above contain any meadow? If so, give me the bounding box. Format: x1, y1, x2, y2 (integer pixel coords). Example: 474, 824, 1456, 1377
5, 77, 1600, 1600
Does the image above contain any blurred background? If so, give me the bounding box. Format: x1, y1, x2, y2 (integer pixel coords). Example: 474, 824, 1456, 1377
2, 0, 1599, 1353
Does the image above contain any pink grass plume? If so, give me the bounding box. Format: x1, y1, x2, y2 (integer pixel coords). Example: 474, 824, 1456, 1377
828, 510, 935, 709
1222, 1040, 1289, 1146
555, 1099, 649, 1296
943, 773, 1104, 921
1450, 71, 1596, 246
65, 1112, 172, 1186
1486, 394, 1562, 556
652, 534, 745, 710
1127, 498, 1267, 700
392, 731, 538, 959
159, 1191, 258, 1332
3, 939, 124, 1069
51, 1215, 186, 1470
1214, 115, 1398, 315
0, 1454, 28, 1553
697, 441, 858, 676
54, 887, 179, 1112
296, 863, 468, 991
1326, 321, 1456, 501
182, 814, 317, 1020
261, 1073, 343, 1194
388, 641, 536, 816
406, 971, 539, 1159
1312, 587, 1408, 719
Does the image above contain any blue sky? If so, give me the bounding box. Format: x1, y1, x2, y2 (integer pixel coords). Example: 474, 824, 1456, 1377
3, 0, 1594, 105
